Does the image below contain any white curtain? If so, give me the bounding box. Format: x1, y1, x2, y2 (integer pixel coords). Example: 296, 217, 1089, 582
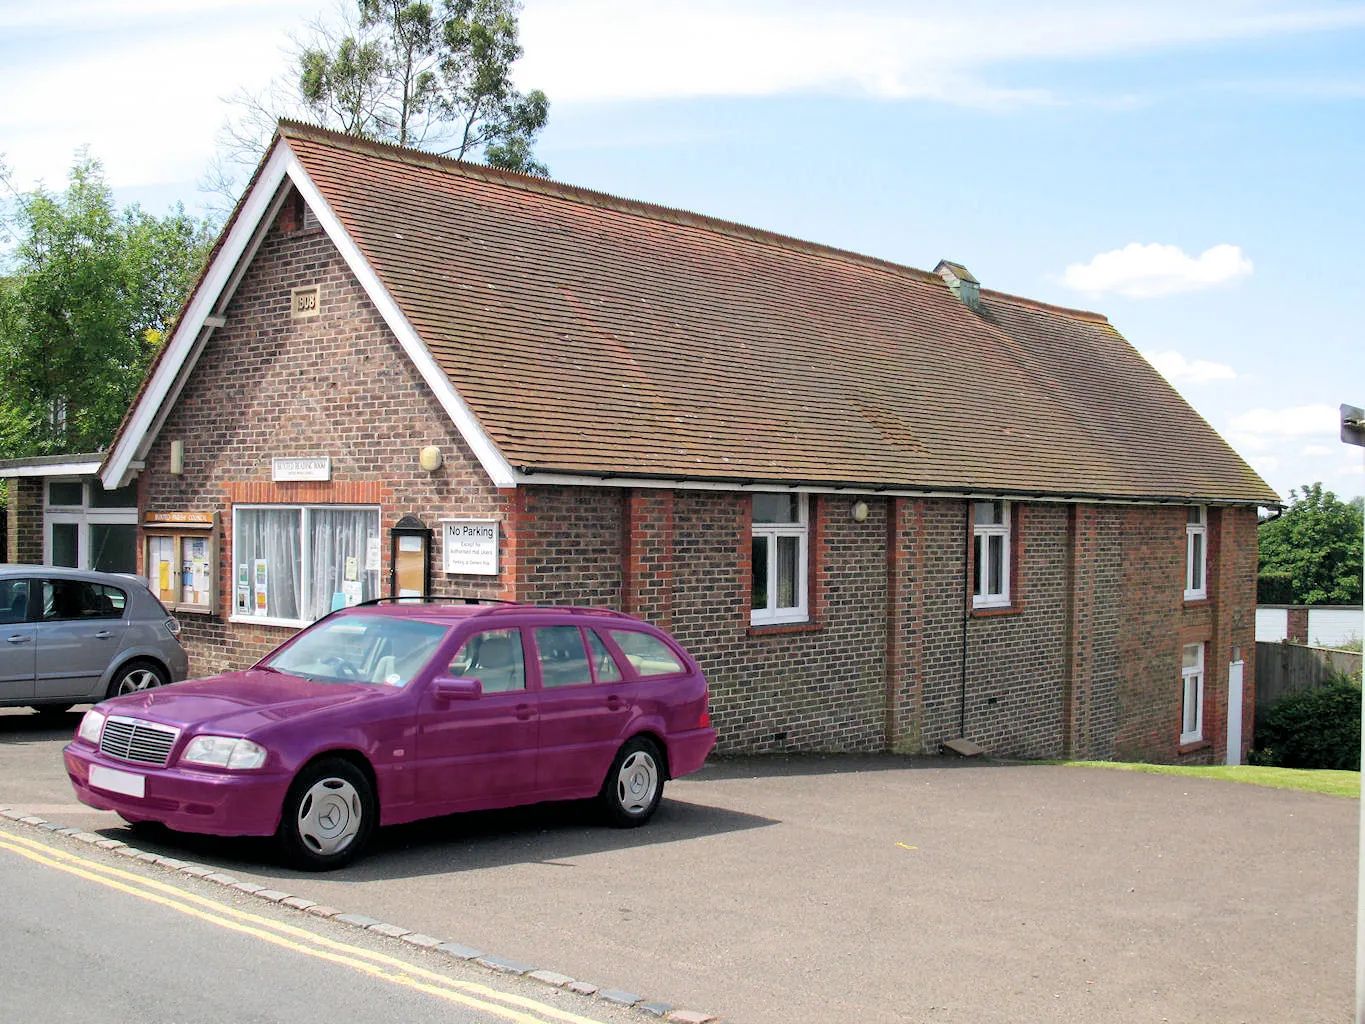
306, 508, 379, 618
238, 509, 301, 619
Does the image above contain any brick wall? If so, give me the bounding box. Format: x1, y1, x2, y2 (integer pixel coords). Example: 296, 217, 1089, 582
7, 477, 43, 564
1111, 504, 1257, 764
146, 186, 505, 676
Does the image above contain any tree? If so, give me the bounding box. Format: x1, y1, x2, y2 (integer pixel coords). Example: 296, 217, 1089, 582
209, 0, 549, 207
0, 155, 214, 458
1258, 483, 1364, 606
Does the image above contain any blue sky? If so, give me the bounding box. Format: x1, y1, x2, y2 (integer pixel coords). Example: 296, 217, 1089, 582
3, 0, 1362, 502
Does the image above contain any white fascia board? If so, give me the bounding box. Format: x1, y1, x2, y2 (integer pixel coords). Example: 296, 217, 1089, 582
101, 145, 295, 490
0, 461, 103, 478
510, 471, 1258, 507
283, 153, 518, 489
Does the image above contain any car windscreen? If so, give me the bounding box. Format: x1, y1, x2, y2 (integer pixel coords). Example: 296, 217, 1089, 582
264, 614, 451, 686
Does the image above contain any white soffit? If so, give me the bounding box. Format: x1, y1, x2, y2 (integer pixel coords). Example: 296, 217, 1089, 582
0, 461, 103, 478
283, 152, 518, 489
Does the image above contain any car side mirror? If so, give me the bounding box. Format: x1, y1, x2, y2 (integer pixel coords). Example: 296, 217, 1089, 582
432, 676, 483, 701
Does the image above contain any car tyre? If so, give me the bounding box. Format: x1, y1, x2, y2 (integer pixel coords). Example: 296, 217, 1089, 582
107, 660, 169, 699
277, 757, 375, 871
598, 737, 665, 828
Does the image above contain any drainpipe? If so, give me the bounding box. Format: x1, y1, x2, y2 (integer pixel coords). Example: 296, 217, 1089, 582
960, 501, 970, 738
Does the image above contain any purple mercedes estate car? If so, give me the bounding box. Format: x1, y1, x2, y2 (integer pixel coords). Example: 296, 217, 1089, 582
64, 601, 717, 869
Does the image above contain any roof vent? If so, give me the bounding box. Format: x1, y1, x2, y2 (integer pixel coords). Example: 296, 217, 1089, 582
935, 260, 981, 313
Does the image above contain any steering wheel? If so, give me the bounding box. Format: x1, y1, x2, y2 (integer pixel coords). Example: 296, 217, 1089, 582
320, 655, 359, 681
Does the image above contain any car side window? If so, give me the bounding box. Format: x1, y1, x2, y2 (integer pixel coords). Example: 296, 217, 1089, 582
41, 579, 120, 621
90, 583, 126, 617
0, 579, 30, 624
609, 629, 685, 677
534, 626, 593, 689
448, 628, 525, 693
587, 629, 622, 682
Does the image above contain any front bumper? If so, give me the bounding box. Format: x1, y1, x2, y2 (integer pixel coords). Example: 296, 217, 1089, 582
64, 742, 290, 837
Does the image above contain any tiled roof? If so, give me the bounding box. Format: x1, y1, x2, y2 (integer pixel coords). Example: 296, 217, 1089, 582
279, 121, 1278, 505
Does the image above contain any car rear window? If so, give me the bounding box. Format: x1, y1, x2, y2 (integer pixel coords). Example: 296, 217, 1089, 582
609, 629, 685, 677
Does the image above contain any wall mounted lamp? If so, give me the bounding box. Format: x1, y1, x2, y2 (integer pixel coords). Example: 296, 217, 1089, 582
418, 445, 443, 472
851, 500, 869, 522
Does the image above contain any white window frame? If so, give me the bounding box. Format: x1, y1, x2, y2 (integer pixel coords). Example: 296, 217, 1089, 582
230, 504, 381, 628
43, 478, 138, 572
972, 500, 1011, 609
1184, 505, 1207, 601
1181, 642, 1205, 744
750, 493, 809, 626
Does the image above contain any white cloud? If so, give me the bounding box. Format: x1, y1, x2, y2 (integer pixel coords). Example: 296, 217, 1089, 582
1142, 350, 1236, 386
1060, 243, 1253, 298
1228, 404, 1341, 438
1221, 406, 1365, 502
517, 1, 1365, 105
2, 1, 1361, 198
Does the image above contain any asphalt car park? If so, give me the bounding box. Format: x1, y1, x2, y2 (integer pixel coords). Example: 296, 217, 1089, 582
2, 707, 1355, 1024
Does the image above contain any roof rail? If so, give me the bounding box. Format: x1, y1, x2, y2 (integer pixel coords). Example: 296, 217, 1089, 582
348, 596, 639, 620
466, 603, 637, 619
351, 595, 517, 609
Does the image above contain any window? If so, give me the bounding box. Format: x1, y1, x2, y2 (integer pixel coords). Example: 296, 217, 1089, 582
535, 625, 593, 688
41, 578, 125, 621
1181, 642, 1205, 744
610, 629, 685, 677
0, 579, 30, 624
448, 629, 525, 693
751, 493, 808, 624
44, 479, 138, 573
972, 500, 1010, 609
1185, 506, 1207, 600
232, 505, 380, 624
265, 613, 449, 687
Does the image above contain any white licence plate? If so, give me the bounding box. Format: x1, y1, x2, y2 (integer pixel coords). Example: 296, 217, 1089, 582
89, 765, 146, 799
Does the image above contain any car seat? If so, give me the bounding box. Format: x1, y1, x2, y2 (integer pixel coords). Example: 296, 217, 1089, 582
471, 635, 523, 693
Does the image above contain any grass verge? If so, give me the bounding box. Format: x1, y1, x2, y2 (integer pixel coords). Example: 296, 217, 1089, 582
1064, 761, 1359, 798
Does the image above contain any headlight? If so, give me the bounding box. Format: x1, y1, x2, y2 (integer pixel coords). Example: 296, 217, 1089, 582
77, 709, 106, 745
182, 736, 267, 770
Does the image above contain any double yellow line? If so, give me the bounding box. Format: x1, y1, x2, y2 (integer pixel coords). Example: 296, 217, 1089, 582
0, 828, 609, 1024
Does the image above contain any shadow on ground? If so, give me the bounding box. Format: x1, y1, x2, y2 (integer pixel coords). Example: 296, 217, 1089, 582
94, 795, 778, 881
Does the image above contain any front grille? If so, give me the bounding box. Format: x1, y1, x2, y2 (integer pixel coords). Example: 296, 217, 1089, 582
100, 717, 179, 767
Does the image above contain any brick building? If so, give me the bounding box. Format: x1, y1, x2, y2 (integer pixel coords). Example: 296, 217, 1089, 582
11, 121, 1280, 762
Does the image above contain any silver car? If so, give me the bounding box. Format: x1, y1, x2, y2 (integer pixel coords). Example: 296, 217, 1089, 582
0, 565, 188, 715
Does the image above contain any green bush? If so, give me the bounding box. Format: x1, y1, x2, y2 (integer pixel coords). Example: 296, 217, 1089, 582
1251, 676, 1361, 770
1257, 571, 1294, 605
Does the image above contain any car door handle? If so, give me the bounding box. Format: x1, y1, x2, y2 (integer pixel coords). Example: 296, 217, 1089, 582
6, 635, 30, 645
94, 631, 114, 639
515, 703, 534, 721
606, 694, 624, 711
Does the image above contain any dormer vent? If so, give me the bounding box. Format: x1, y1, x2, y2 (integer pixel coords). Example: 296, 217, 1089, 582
935, 260, 981, 313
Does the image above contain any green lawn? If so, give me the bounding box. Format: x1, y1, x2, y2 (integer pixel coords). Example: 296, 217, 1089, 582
1064, 761, 1360, 798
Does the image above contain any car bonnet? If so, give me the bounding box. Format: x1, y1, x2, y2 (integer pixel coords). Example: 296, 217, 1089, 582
98, 669, 397, 735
